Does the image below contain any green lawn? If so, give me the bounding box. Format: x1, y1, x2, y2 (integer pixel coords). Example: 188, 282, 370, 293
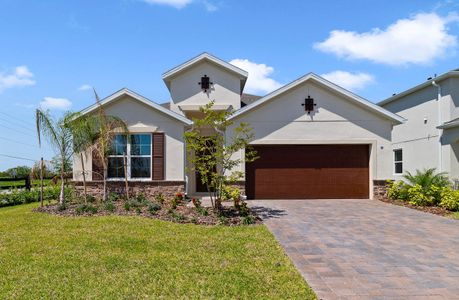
0, 203, 315, 299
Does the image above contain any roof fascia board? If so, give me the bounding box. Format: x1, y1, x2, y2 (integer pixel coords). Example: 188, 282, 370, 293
378, 71, 459, 106
229, 73, 405, 124
78, 88, 193, 126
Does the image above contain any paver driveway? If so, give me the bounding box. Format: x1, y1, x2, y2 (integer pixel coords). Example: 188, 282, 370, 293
249, 199, 459, 299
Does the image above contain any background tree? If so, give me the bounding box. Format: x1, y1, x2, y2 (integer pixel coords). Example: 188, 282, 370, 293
185, 101, 257, 210
36, 109, 75, 204
2, 166, 31, 178
30, 160, 54, 180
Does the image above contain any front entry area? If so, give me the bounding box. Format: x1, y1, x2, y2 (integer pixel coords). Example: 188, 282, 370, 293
245, 144, 369, 199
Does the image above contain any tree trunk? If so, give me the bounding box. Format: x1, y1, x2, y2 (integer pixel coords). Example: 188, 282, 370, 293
80, 153, 88, 204
102, 160, 108, 202
123, 153, 129, 201
59, 156, 65, 205
40, 157, 44, 207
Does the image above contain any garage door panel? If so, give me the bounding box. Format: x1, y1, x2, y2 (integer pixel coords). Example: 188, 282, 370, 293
246, 145, 369, 199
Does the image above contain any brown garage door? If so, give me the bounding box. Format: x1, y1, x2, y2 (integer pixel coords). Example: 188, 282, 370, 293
245, 144, 369, 199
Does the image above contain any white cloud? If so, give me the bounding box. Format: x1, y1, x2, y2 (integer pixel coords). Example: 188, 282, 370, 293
0, 65, 36, 92
40, 97, 72, 111
230, 59, 282, 95
202, 0, 217, 12
321, 71, 374, 91
78, 84, 92, 91
314, 13, 459, 65
142, 0, 193, 9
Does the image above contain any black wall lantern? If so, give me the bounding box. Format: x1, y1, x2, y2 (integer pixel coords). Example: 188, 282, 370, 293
198, 75, 213, 92
301, 95, 316, 114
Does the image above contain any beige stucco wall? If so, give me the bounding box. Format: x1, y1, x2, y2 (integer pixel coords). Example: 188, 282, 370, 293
168, 61, 242, 115
382, 78, 459, 180
226, 81, 395, 197
73, 95, 186, 181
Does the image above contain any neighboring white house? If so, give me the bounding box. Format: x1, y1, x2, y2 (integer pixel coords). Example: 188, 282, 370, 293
73, 52, 405, 200
379, 70, 459, 182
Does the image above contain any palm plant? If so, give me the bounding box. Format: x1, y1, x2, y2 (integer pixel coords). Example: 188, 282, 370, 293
81, 90, 128, 201
403, 168, 450, 191
68, 113, 95, 203
36, 109, 75, 205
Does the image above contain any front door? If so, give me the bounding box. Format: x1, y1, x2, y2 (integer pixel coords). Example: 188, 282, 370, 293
195, 139, 216, 193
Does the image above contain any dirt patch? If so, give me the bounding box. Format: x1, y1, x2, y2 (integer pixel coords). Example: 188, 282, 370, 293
378, 197, 452, 217
34, 200, 261, 226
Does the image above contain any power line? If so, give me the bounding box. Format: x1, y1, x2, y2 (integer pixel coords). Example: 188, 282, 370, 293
0, 153, 36, 162
0, 136, 40, 149
0, 111, 35, 127
0, 116, 35, 132
0, 123, 36, 138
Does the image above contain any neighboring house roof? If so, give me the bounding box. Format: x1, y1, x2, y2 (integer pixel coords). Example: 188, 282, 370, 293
78, 88, 193, 125
160, 102, 170, 110
378, 70, 459, 106
229, 73, 405, 124
241, 93, 262, 107
162, 52, 248, 93
438, 117, 459, 129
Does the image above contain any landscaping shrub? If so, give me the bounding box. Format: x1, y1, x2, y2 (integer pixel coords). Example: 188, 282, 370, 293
439, 188, 459, 211
148, 203, 161, 214
135, 193, 148, 204
191, 198, 201, 208
242, 215, 256, 225
0, 186, 62, 208
108, 192, 121, 202
407, 184, 434, 206
154, 193, 165, 204
386, 180, 410, 200
76, 204, 98, 215
222, 185, 241, 207
171, 194, 183, 209
104, 201, 116, 213
403, 168, 450, 191
124, 202, 131, 211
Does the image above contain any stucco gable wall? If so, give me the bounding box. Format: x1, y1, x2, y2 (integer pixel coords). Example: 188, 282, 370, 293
168, 61, 242, 114
73, 95, 186, 181
227, 81, 394, 180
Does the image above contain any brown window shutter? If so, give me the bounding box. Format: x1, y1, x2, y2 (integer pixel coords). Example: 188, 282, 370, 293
152, 133, 165, 180
92, 149, 104, 181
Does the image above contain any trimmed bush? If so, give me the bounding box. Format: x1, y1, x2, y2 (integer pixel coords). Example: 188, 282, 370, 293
76, 204, 98, 215
440, 188, 459, 211
148, 203, 161, 214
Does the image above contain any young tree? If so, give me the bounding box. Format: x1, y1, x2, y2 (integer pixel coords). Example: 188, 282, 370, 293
36, 110, 75, 204
185, 101, 257, 210
79, 90, 128, 201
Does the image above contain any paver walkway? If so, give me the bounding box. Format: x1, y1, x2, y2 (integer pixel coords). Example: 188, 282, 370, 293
249, 199, 459, 299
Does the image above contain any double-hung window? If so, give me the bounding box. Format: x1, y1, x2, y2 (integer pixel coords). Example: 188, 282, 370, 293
394, 149, 403, 174
107, 133, 152, 180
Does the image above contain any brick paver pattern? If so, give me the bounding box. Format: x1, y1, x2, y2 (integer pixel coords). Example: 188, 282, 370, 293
249, 199, 459, 300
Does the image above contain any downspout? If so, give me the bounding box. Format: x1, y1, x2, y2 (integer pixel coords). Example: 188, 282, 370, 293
432, 81, 442, 172
184, 126, 193, 196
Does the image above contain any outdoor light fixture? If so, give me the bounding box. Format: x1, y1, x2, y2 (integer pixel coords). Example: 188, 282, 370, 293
198, 75, 212, 92
302, 95, 316, 114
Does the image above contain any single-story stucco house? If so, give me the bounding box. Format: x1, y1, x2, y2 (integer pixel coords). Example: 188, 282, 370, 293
379, 70, 459, 184
74, 52, 412, 200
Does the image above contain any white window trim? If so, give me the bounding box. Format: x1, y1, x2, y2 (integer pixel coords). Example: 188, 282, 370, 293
393, 148, 403, 175
107, 133, 153, 181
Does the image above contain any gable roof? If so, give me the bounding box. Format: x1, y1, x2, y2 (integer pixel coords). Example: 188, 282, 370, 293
162, 52, 248, 93
78, 88, 193, 125
229, 73, 405, 124
438, 117, 459, 129
378, 70, 459, 106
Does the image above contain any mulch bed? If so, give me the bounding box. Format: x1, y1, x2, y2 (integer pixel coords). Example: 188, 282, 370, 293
377, 197, 451, 217
34, 200, 262, 226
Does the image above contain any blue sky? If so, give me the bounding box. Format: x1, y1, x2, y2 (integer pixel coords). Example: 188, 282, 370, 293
0, 0, 459, 170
